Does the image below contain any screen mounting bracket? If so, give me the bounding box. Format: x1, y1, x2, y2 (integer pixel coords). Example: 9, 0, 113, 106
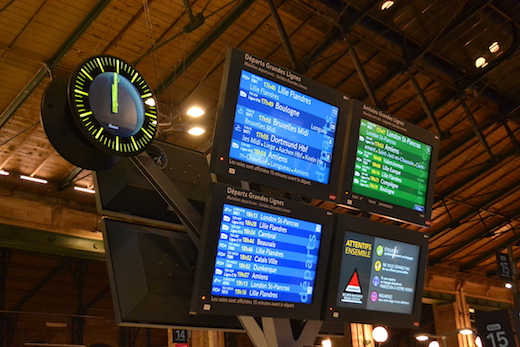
130, 152, 202, 249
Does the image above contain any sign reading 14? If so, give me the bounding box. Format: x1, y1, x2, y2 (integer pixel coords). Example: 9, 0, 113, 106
69, 55, 158, 156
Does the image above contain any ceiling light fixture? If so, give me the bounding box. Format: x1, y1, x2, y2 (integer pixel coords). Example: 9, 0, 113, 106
74, 186, 96, 194
188, 126, 205, 136
489, 41, 500, 54
46, 322, 68, 328
0, 169, 8, 176
475, 56, 488, 68
321, 338, 332, 347
187, 106, 205, 117
20, 175, 48, 184
380, 1, 395, 10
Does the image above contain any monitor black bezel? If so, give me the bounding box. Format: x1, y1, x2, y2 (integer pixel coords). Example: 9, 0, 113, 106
341, 100, 439, 226
190, 183, 334, 320
101, 218, 243, 330
324, 213, 429, 328
210, 47, 350, 202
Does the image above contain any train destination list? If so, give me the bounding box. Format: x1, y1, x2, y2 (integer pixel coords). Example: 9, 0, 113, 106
210, 204, 323, 305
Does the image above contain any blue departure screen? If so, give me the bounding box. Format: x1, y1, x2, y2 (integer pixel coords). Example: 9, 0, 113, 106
229, 70, 339, 184
210, 204, 323, 304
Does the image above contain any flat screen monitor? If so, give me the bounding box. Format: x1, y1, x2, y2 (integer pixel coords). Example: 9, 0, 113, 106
211, 48, 350, 201
324, 213, 429, 328
341, 100, 439, 226
94, 140, 210, 228
190, 183, 334, 320
102, 218, 243, 330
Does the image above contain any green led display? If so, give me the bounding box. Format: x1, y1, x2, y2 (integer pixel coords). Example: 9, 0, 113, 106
351, 119, 432, 213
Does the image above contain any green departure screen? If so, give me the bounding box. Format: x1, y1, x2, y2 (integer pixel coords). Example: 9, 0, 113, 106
352, 119, 432, 213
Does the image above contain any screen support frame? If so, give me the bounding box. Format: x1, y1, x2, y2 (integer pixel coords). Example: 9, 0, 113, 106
238, 316, 323, 347
130, 152, 203, 249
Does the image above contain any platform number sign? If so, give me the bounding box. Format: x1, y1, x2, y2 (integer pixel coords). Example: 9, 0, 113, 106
174, 329, 187, 342
496, 253, 512, 280
475, 310, 515, 347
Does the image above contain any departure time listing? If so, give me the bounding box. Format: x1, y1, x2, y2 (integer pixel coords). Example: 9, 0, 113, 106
352, 119, 432, 211
210, 204, 322, 304
229, 70, 339, 184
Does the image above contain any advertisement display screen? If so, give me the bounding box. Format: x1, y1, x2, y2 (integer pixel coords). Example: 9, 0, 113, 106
342, 100, 439, 226
324, 214, 428, 328
211, 48, 350, 201
190, 183, 333, 320
336, 231, 420, 314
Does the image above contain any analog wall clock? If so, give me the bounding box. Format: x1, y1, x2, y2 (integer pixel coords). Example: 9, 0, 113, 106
41, 55, 158, 170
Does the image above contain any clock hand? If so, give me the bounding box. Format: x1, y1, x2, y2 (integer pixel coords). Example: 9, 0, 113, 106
111, 72, 119, 113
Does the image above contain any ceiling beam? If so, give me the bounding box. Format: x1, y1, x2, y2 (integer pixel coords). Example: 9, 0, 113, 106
295, 0, 381, 73
153, 0, 254, 95
460, 212, 520, 272
407, 70, 443, 135
0, 0, 112, 129
429, 183, 520, 264
266, 0, 296, 69
0, 223, 105, 261
11, 259, 70, 311
344, 36, 379, 108
432, 146, 519, 212
458, 95, 494, 158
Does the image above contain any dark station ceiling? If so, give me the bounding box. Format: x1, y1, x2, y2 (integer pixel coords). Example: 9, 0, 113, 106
0, 0, 519, 337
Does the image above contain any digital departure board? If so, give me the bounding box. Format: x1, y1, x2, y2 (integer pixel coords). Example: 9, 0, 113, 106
342, 100, 439, 226
211, 48, 350, 201
190, 183, 333, 320
324, 214, 428, 328
229, 69, 339, 184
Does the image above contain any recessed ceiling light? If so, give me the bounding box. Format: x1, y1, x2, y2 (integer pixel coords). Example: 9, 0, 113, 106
0, 170, 8, 176
188, 126, 205, 136
380, 0, 395, 10
489, 41, 500, 54
475, 56, 488, 68
187, 106, 205, 117
20, 175, 48, 184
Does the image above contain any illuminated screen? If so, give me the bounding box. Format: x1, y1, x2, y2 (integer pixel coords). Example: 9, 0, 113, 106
211, 203, 322, 304
211, 48, 350, 202
342, 100, 439, 226
190, 183, 333, 320
229, 70, 338, 184
352, 118, 433, 213
335, 231, 420, 314
324, 214, 428, 328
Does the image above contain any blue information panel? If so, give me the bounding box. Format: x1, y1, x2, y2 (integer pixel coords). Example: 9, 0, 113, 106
229, 70, 338, 184
211, 204, 322, 304
191, 183, 333, 320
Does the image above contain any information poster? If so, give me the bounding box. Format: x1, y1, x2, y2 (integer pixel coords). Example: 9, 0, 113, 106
210, 204, 322, 305
229, 70, 338, 184
336, 231, 420, 314
352, 118, 432, 212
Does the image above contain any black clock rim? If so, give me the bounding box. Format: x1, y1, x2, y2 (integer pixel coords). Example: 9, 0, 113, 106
40, 74, 121, 170
67, 55, 157, 157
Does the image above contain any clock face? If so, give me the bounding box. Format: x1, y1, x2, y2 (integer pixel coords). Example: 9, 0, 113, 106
68, 55, 158, 156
